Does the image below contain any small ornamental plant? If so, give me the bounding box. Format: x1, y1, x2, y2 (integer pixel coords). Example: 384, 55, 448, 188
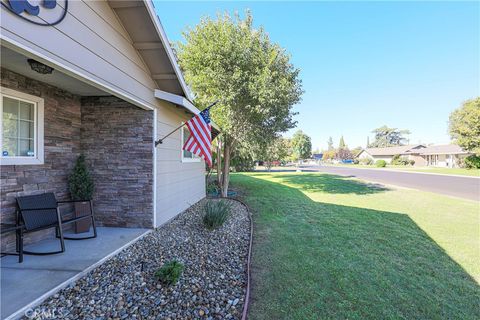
375, 160, 387, 168
203, 200, 232, 230
69, 154, 94, 200
155, 260, 184, 285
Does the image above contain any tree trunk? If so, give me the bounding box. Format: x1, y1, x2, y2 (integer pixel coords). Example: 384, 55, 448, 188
216, 138, 222, 188
220, 142, 231, 197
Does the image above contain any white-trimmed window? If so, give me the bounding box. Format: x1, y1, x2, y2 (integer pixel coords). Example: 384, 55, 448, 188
0, 87, 44, 165
181, 125, 200, 162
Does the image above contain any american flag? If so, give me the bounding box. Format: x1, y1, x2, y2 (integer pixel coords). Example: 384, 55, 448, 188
183, 107, 212, 167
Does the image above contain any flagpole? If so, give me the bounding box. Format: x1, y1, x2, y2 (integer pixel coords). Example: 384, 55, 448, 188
154, 100, 219, 147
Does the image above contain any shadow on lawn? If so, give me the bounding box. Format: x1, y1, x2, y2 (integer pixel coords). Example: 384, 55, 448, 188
249, 172, 390, 195
232, 174, 480, 320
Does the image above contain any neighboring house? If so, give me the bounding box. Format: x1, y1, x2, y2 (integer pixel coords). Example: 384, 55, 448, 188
419, 144, 471, 168
357, 144, 472, 168
357, 145, 426, 166
0, 1, 215, 250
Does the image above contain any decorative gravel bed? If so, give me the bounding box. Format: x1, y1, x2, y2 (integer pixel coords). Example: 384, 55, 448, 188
24, 199, 250, 320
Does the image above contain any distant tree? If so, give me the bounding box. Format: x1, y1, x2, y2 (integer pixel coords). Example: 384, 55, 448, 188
261, 137, 291, 170
370, 126, 411, 147
351, 146, 363, 157
449, 98, 480, 154
327, 137, 334, 151
322, 150, 336, 160
338, 136, 346, 149
336, 148, 353, 160
291, 130, 312, 160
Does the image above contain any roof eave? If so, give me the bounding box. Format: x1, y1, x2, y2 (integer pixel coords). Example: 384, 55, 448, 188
143, 0, 193, 102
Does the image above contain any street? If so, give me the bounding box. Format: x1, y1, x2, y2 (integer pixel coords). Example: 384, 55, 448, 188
300, 165, 480, 201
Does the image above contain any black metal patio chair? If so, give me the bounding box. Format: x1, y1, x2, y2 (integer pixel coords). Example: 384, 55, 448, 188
16, 193, 97, 255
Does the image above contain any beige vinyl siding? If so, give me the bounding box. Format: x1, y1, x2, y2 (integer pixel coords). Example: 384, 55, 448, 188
0, 0, 159, 110
155, 103, 206, 227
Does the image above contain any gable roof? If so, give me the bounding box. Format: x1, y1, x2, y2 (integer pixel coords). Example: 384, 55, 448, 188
108, 0, 196, 111
420, 144, 470, 155
361, 145, 425, 156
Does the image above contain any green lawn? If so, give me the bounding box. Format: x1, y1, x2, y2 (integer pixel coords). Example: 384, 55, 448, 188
330, 164, 480, 177
231, 172, 480, 320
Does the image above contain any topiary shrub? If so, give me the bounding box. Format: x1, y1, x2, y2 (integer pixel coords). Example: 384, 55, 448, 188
69, 154, 94, 200
376, 160, 387, 167
203, 200, 231, 230
155, 260, 184, 285
391, 154, 410, 165
391, 154, 401, 165
409, 159, 415, 166
464, 155, 480, 169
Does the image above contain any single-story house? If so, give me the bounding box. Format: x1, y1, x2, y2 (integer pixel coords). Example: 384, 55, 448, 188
1, 0, 213, 250
419, 144, 472, 168
356, 144, 472, 167
356, 145, 426, 166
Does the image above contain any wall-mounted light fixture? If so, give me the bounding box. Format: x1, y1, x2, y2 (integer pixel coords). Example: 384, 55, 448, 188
27, 59, 54, 74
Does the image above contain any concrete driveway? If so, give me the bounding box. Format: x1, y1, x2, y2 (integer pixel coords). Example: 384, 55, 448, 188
300, 165, 480, 201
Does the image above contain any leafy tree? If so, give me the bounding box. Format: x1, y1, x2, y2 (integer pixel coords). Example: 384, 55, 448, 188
327, 137, 334, 151
261, 137, 291, 170
370, 126, 411, 147
336, 148, 353, 160
177, 11, 303, 196
230, 147, 255, 172
338, 136, 346, 149
464, 155, 480, 169
291, 130, 312, 160
69, 155, 94, 200
322, 150, 336, 160
351, 146, 363, 157
449, 98, 480, 154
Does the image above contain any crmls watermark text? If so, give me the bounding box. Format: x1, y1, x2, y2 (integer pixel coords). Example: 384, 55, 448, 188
24, 307, 68, 319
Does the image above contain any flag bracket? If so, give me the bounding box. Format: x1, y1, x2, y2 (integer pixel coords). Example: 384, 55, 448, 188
154, 100, 219, 147
155, 123, 184, 146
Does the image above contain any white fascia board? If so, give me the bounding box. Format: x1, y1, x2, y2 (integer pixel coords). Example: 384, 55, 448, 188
143, 0, 193, 102
155, 89, 199, 114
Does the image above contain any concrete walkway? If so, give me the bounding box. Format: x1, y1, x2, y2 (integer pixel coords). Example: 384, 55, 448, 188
300, 165, 480, 201
1, 227, 149, 320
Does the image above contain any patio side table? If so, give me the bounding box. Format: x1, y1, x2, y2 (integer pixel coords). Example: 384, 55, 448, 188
0, 223, 24, 263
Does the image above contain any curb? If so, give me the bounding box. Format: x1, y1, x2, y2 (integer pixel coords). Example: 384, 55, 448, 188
321, 165, 480, 179
208, 196, 253, 320
234, 198, 253, 320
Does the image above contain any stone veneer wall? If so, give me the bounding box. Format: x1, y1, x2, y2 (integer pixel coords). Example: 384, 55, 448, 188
81, 97, 153, 228
0, 68, 82, 250
1, 69, 154, 251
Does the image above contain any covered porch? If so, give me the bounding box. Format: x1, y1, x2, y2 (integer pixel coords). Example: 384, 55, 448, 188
1, 44, 155, 244
1, 227, 149, 319
1, 46, 155, 319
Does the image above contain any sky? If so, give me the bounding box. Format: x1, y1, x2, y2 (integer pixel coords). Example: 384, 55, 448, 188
154, 1, 479, 151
